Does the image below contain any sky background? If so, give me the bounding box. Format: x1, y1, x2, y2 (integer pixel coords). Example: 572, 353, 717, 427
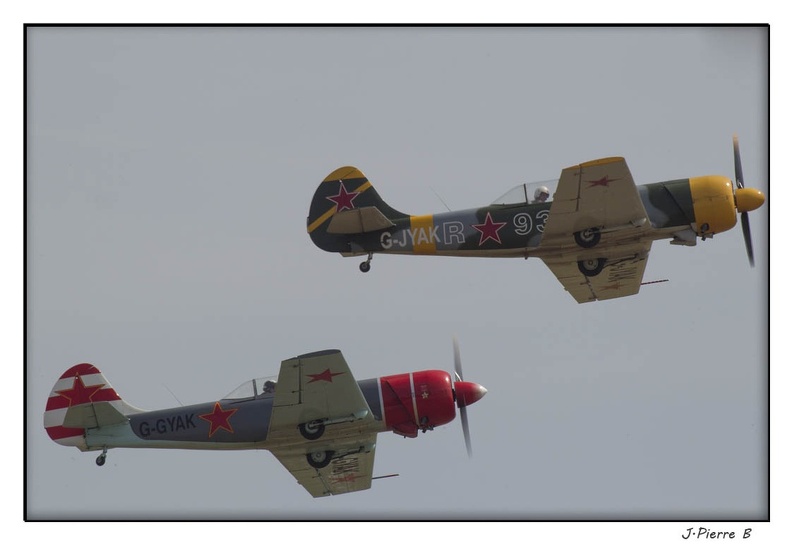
20, 21, 775, 539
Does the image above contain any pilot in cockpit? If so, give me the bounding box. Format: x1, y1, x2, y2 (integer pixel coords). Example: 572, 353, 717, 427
263, 380, 276, 394
532, 186, 550, 204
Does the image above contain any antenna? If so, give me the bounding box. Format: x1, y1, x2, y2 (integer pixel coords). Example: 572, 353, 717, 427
372, 473, 400, 481
429, 186, 452, 212
163, 384, 184, 406
640, 279, 669, 286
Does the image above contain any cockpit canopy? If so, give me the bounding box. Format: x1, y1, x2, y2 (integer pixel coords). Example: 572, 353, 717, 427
223, 376, 278, 400
491, 180, 558, 206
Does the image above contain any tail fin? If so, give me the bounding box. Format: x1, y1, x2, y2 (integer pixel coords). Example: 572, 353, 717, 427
307, 166, 409, 253
44, 363, 144, 450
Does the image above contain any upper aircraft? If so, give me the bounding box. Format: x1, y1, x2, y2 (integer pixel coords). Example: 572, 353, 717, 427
307, 136, 765, 303
44, 342, 485, 498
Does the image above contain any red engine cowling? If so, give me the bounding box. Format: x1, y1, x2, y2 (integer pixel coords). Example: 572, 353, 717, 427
378, 370, 456, 438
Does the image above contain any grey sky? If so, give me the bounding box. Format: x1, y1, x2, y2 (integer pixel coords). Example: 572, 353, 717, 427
25, 25, 769, 531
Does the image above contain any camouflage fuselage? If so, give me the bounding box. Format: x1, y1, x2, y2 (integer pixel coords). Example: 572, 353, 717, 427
310, 178, 712, 258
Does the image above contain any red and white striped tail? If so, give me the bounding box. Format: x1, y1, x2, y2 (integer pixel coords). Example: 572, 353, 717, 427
43, 363, 143, 449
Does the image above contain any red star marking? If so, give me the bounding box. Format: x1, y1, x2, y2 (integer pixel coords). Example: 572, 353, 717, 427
326, 183, 360, 212
199, 402, 239, 438
56, 374, 105, 406
330, 473, 362, 484
472, 212, 507, 245
306, 368, 345, 384
586, 175, 619, 188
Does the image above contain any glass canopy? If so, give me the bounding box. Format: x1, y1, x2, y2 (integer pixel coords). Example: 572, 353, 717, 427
223, 376, 278, 399
491, 179, 558, 206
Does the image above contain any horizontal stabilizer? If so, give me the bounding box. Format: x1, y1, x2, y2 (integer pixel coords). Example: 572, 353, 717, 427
327, 206, 395, 234
63, 401, 129, 429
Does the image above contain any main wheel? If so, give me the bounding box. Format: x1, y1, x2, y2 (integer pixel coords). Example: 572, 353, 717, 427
306, 450, 334, 469
96, 454, 106, 467
359, 261, 371, 273
574, 228, 601, 248
578, 258, 606, 277
299, 420, 326, 440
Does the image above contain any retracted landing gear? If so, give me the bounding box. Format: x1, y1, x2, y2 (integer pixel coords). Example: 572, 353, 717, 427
306, 450, 335, 469
96, 447, 107, 467
574, 228, 601, 249
299, 420, 326, 440
359, 253, 373, 273
578, 258, 606, 277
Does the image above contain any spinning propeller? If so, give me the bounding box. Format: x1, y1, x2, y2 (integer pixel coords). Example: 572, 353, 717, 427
732, 134, 765, 267
452, 337, 487, 458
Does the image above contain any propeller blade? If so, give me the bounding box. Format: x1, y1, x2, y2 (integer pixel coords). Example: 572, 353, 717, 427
741, 212, 755, 267
453, 337, 472, 457
453, 336, 463, 382
733, 134, 744, 189
460, 405, 473, 458
734, 134, 758, 266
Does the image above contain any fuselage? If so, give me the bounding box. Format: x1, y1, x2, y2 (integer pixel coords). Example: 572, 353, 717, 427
327, 176, 739, 258
79, 370, 469, 453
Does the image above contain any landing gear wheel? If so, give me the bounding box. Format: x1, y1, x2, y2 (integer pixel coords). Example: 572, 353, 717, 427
299, 420, 326, 441
574, 228, 601, 248
306, 450, 334, 469
96, 450, 107, 467
359, 252, 373, 273
578, 258, 606, 277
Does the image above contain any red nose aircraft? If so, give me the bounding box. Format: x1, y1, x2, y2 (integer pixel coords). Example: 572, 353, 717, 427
44, 342, 486, 498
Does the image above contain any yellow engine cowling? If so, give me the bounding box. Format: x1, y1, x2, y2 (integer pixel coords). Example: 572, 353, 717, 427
689, 175, 737, 235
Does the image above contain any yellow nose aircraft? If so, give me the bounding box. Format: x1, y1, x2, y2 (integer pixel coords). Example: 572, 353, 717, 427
307, 136, 764, 303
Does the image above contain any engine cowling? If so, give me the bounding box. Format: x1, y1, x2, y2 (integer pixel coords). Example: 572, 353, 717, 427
378, 370, 457, 438
688, 175, 737, 235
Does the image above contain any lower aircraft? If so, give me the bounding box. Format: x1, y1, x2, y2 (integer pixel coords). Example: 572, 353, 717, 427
44, 343, 486, 498
307, 136, 765, 303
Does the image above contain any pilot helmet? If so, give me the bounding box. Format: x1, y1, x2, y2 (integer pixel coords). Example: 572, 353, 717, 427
534, 186, 550, 201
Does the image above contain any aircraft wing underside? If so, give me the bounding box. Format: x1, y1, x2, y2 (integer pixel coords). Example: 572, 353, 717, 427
267, 350, 379, 496
271, 436, 378, 497
542, 243, 651, 303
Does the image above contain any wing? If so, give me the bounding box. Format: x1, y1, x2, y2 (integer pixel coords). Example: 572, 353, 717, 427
271, 437, 377, 498
542, 157, 650, 240
538, 157, 654, 302
542, 242, 651, 303
267, 350, 379, 497
269, 349, 375, 439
